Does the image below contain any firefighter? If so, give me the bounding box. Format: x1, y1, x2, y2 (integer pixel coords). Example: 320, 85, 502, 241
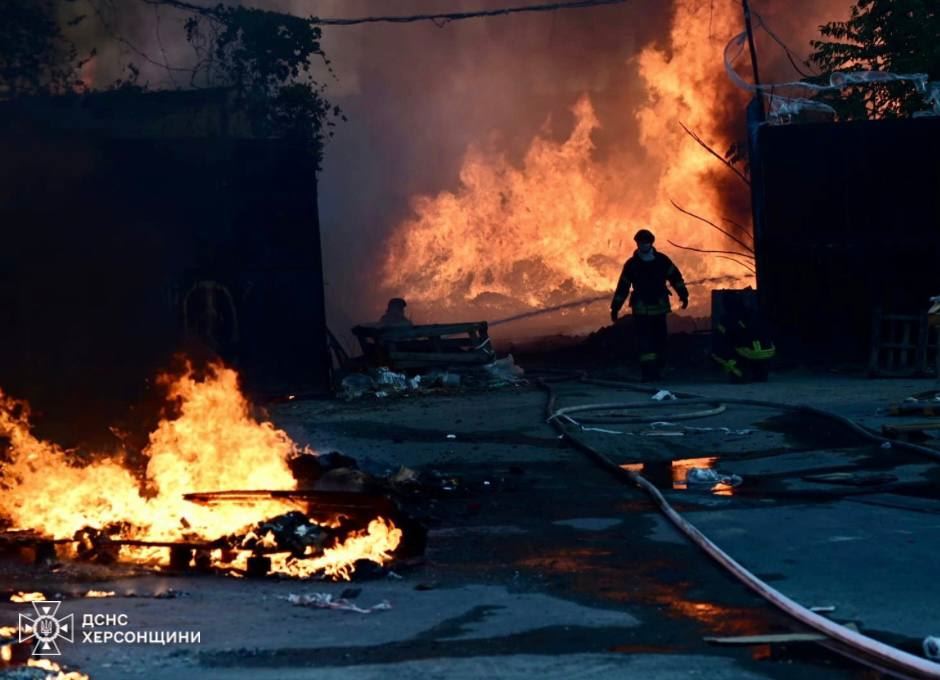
711, 296, 775, 382
610, 229, 689, 381
379, 297, 413, 327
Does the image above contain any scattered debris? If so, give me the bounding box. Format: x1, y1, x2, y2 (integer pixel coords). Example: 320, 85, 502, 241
339, 373, 377, 400
650, 422, 753, 436
484, 354, 526, 385
242, 511, 328, 557
389, 466, 420, 487
924, 635, 940, 661
686, 468, 742, 488
446, 434, 457, 440
802, 472, 898, 487
339, 354, 523, 401
705, 632, 828, 644
706, 623, 859, 646
651, 390, 677, 401
376, 367, 409, 391
285, 592, 392, 614
881, 422, 940, 442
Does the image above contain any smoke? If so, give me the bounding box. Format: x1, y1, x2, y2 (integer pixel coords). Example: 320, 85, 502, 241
59, 0, 851, 340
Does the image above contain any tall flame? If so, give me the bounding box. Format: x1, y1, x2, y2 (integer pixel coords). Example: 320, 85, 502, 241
381, 0, 753, 321
0, 362, 400, 577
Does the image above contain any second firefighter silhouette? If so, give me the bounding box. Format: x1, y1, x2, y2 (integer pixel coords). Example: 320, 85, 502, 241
610, 229, 689, 381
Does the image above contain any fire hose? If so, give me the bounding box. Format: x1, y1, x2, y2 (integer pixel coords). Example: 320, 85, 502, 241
536, 374, 940, 679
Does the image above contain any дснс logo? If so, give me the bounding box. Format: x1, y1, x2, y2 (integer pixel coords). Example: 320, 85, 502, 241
18, 600, 74, 656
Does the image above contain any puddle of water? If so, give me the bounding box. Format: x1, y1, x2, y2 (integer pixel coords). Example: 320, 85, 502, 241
621, 458, 735, 496
516, 549, 773, 637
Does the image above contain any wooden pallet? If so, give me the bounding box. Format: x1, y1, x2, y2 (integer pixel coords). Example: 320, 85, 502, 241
352, 322, 495, 370
868, 310, 939, 377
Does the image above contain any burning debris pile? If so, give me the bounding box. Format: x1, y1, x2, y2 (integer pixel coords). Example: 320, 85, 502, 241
0, 363, 415, 581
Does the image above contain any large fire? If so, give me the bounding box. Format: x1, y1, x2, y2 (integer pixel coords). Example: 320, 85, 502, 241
0, 363, 400, 579
381, 0, 754, 323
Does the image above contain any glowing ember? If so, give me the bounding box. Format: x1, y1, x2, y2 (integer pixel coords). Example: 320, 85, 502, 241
0, 626, 17, 637
0, 362, 401, 578
26, 658, 90, 680
83, 590, 115, 598
9, 592, 46, 603
382, 0, 754, 323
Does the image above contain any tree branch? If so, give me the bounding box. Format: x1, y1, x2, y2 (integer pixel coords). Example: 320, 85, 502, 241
667, 240, 755, 260
678, 121, 750, 187
670, 200, 754, 254
715, 255, 756, 274
721, 216, 753, 242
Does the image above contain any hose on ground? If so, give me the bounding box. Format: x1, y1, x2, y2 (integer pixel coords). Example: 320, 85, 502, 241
538, 375, 940, 678
551, 401, 727, 424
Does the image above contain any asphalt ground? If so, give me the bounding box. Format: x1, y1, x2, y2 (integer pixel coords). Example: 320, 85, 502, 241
1, 369, 938, 678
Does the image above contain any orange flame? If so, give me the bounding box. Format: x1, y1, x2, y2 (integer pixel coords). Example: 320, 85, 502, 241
382, 0, 753, 323
0, 362, 400, 577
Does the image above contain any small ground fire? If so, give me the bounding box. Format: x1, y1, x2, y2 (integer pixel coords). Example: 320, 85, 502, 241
0, 362, 401, 580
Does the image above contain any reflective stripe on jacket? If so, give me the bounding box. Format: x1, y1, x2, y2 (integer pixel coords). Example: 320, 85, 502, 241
611, 249, 688, 316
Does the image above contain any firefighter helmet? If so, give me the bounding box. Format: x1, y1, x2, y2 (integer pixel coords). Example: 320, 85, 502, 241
634, 228, 655, 244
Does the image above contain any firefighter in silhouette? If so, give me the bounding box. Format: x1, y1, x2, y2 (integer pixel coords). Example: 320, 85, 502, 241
712, 294, 775, 382
379, 297, 413, 327
610, 229, 689, 381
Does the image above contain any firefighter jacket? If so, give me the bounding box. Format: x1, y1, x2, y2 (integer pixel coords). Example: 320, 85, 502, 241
611, 249, 689, 316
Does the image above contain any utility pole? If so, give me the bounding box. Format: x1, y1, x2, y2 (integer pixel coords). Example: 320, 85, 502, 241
741, 0, 764, 120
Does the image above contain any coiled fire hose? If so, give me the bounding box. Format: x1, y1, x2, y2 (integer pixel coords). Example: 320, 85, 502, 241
537, 374, 940, 679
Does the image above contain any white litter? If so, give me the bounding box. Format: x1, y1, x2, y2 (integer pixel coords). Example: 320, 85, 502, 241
686, 467, 743, 488
923, 636, 940, 661
286, 593, 392, 614
484, 355, 526, 385
580, 426, 630, 435
375, 367, 408, 390
650, 422, 753, 436
446, 434, 457, 440
651, 390, 677, 401
881, 441, 892, 449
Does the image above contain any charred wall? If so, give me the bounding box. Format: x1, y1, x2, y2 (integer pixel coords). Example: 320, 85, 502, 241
752, 116, 940, 360
0, 91, 330, 437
